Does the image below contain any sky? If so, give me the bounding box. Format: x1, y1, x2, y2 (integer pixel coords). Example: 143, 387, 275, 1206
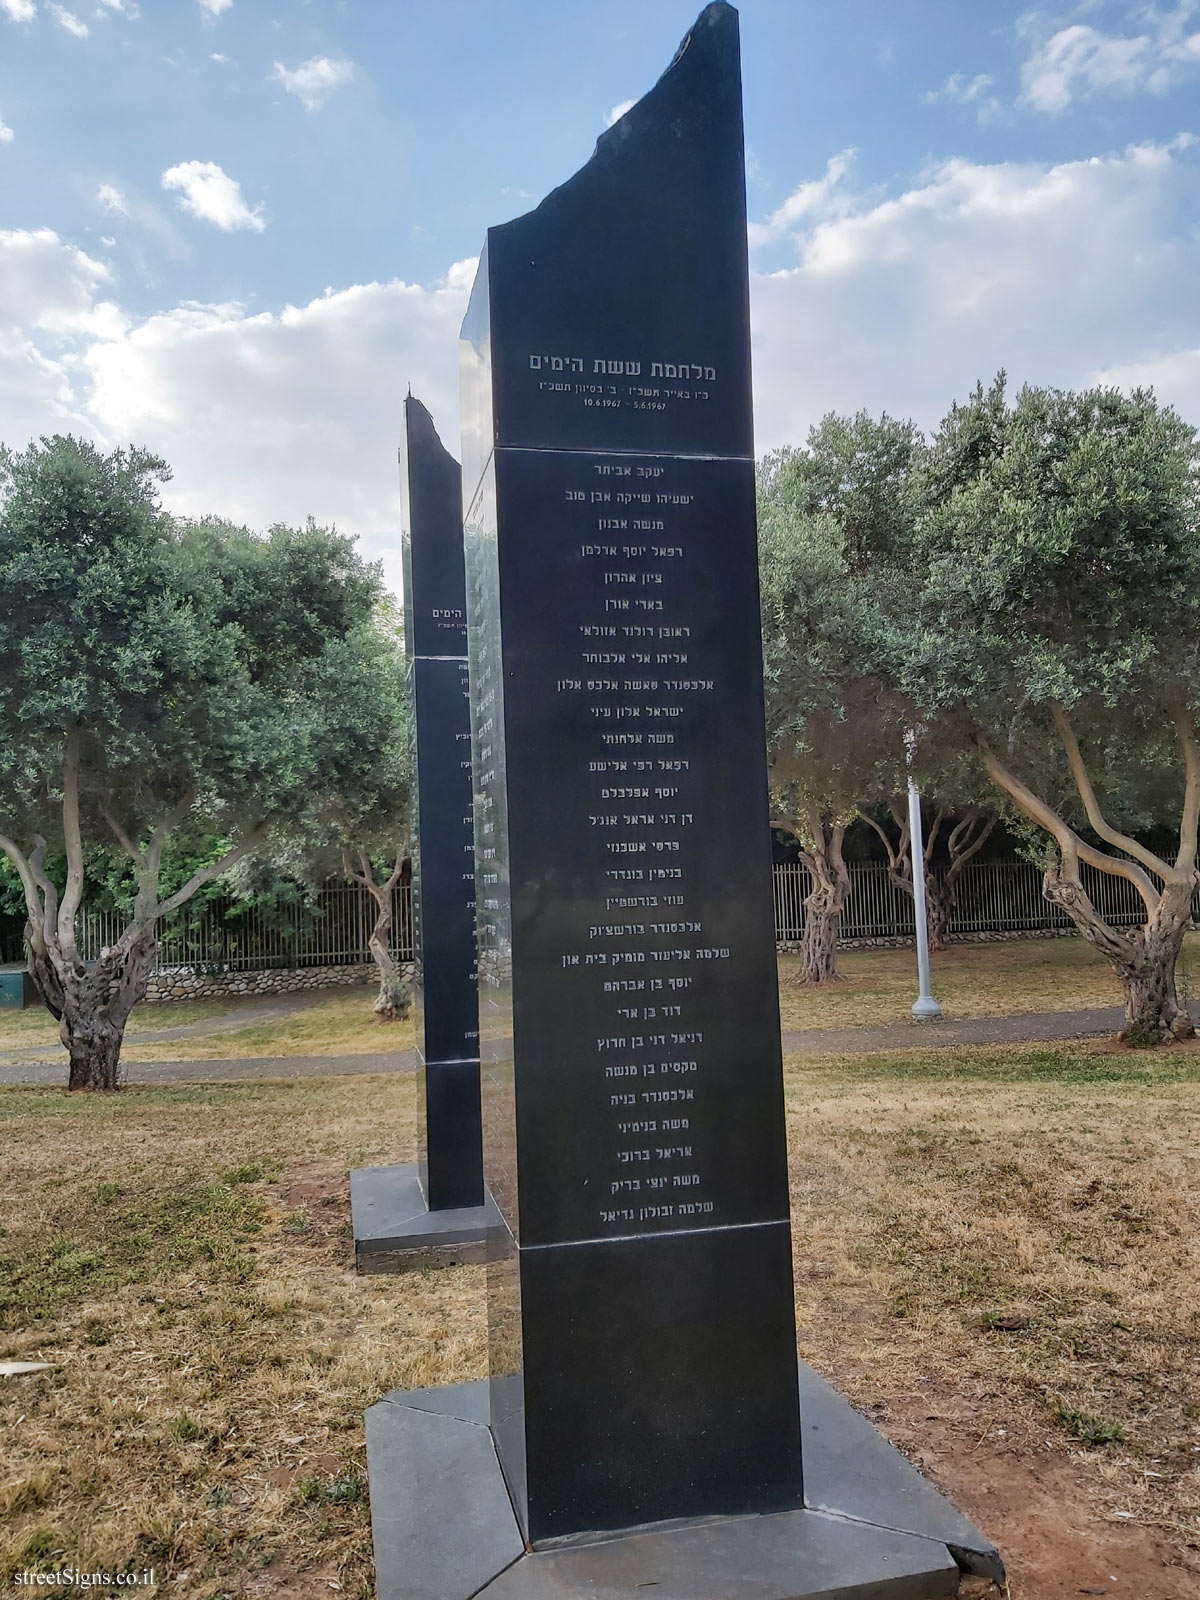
2, 0, 1199, 589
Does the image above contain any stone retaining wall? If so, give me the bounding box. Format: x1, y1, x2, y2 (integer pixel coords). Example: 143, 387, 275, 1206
136, 928, 1082, 1003
142, 962, 384, 1003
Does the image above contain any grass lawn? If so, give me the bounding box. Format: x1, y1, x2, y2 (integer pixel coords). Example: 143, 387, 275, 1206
5, 934, 1193, 1069
0, 989, 416, 1064
777, 930, 1200, 1031
1, 1045, 1198, 1596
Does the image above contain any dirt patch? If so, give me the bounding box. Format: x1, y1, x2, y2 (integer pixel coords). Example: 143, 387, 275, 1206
877, 1393, 1199, 1599
240, 1563, 347, 1598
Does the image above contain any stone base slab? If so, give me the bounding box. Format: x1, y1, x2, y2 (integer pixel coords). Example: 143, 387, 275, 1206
350, 1162, 502, 1273
365, 1368, 1003, 1599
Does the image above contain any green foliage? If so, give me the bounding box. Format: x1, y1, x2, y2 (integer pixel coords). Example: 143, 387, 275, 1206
1053, 1402, 1127, 1446
0, 434, 409, 924
757, 411, 923, 834
899, 375, 1200, 835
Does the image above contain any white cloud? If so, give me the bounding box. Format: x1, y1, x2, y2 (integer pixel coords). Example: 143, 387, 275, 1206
0, 229, 123, 336
48, 3, 87, 35
1019, 6, 1200, 112
4, 142, 1200, 599
82, 264, 474, 587
748, 138, 1200, 452
0, 0, 36, 20
196, 0, 230, 14
272, 55, 354, 112
210, 51, 227, 63
925, 71, 1002, 123
1091, 345, 1200, 429
605, 98, 635, 128
161, 160, 265, 233
748, 149, 857, 249
96, 182, 128, 215
97, 0, 137, 13
0, 111, 12, 143
0, 231, 467, 589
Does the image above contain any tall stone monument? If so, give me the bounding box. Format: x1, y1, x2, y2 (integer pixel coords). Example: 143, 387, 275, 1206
349, 396, 499, 1272
366, 8, 1002, 1593
460, 0, 803, 1544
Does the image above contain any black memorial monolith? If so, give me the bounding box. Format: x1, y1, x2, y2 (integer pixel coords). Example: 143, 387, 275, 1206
401, 395, 482, 1211
460, 0, 801, 1545
366, 9, 1002, 1592
349, 397, 499, 1273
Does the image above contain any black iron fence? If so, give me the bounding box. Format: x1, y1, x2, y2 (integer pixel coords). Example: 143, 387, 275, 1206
1, 861, 1189, 976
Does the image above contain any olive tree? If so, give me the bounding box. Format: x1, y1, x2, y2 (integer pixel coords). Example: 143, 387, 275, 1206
758, 412, 919, 981
904, 377, 1200, 1041
0, 435, 404, 1087
311, 603, 413, 1021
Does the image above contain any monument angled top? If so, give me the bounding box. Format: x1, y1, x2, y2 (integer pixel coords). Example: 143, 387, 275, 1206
460, 1, 752, 480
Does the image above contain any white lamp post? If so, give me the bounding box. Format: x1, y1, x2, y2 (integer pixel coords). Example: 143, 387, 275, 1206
906, 731, 942, 1020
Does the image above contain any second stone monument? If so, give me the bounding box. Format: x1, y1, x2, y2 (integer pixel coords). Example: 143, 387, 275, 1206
350, 395, 498, 1271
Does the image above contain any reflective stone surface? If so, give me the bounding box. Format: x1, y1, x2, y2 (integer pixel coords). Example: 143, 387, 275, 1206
351, 1163, 502, 1273
461, 1, 802, 1543
367, 1374, 998, 1599
401, 394, 483, 1212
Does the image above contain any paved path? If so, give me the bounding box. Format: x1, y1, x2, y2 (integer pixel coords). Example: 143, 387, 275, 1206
1, 1003, 1172, 1088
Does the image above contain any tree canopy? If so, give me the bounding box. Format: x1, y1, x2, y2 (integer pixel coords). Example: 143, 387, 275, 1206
757, 412, 922, 979
895, 377, 1200, 1036
0, 434, 410, 1084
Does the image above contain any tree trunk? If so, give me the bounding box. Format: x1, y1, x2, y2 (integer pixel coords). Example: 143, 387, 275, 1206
367, 892, 410, 1021
28, 925, 159, 1091
800, 876, 843, 983
794, 824, 851, 985
1043, 871, 1194, 1043
925, 874, 954, 953
66, 1025, 124, 1092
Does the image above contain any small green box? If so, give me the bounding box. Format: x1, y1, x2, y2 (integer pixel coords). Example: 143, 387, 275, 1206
0, 965, 37, 1009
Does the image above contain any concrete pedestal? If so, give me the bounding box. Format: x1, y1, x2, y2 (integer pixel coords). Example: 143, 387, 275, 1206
350, 1163, 501, 1273
365, 1366, 1003, 1599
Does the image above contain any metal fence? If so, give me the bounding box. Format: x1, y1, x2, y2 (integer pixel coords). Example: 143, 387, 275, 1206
1, 860, 1189, 976
773, 859, 1182, 942
76, 883, 415, 972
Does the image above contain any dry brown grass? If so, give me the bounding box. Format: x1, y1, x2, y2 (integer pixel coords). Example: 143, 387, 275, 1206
120, 993, 416, 1063
1, 1043, 1198, 1595
785, 1042, 1200, 1583
776, 932, 1200, 1030
0, 1001, 230, 1045
0, 1077, 481, 1599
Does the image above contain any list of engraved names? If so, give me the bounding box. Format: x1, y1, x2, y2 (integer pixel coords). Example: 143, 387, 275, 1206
553, 454, 731, 1238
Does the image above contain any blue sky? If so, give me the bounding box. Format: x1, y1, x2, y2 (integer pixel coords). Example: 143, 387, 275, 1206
2, 0, 1199, 585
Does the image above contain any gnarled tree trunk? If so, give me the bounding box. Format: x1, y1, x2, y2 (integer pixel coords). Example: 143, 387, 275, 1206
860, 799, 995, 953
28, 928, 160, 1090
773, 812, 850, 984
2, 741, 266, 1090
367, 889, 410, 1021
1043, 870, 1194, 1042
800, 872, 844, 983
977, 707, 1200, 1048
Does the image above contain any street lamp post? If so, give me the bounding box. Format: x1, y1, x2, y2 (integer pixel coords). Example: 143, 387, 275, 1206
906, 733, 942, 1020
